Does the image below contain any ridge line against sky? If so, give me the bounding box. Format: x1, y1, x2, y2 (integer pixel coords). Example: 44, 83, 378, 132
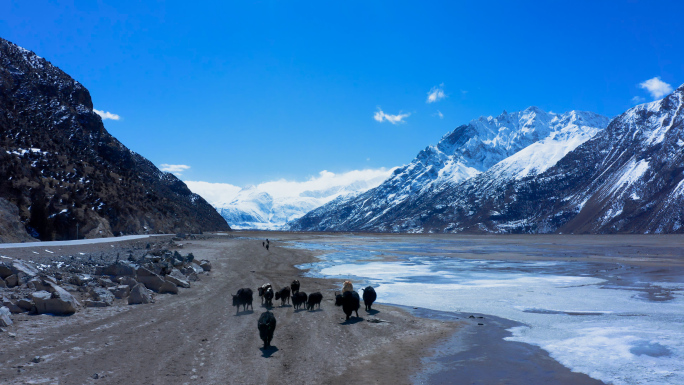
1, 1, 682, 186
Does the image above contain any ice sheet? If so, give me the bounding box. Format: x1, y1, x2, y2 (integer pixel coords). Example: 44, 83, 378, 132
300, 250, 684, 385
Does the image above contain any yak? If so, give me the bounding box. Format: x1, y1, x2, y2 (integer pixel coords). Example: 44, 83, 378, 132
362, 286, 377, 311
335, 290, 360, 320
263, 287, 274, 306
274, 286, 291, 306
258, 283, 272, 304
232, 288, 253, 314
292, 291, 308, 310
258, 311, 276, 348
290, 280, 300, 294
306, 292, 323, 311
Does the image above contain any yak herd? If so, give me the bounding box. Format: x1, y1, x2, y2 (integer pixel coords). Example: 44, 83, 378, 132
232, 279, 377, 349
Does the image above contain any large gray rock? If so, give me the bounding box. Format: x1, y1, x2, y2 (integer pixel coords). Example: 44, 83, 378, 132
1, 298, 22, 314
181, 263, 204, 276
0, 306, 12, 327
108, 285, 130, 299
136, 267, 165, 292
97, 261, 136, 277
199, 260, 212, 272
117, 276, 138, 288
0, 278, 6, 288
0, 263, 12, 279
5, 274, 18, 288
17, 298, 33, 312
158, 280, 178, 294
32, 284, 81, 315
89, 287, 114, 306
85, 300, 109, 308
128, 283, 154, 305
166, 269, 190, 288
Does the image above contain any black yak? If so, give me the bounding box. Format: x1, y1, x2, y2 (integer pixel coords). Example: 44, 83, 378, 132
307, 292, 323, 311
292, 291, 308, 310
274, 286, 291, 306
263, 287, 274, 306
290, 280, 300, 294
232, 288, 253, 314
258, 311, 276, 348
335, 290, 360, 320
258, 283, 272, 304
362, 286, 377, 311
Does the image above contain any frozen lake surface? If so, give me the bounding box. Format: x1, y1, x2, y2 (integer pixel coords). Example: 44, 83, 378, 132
291, 239, 684, 385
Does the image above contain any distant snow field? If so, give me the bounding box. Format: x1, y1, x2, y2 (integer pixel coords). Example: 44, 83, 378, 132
186, 168, 395, 229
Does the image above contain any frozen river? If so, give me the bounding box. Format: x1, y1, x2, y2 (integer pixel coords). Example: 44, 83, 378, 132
291, 237, 684, 385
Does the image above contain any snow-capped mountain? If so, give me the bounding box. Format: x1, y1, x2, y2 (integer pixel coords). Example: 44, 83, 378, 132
290, 108, 610, 231
190, 169, 393, 230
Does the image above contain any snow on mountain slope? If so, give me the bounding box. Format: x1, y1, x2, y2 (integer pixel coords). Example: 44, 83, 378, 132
187, 169, 394, 230
370, 83, 684, 234
289, 108, 610, 232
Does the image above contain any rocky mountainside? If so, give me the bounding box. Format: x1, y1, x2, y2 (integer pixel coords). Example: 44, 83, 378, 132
289, 108, 610, 231
0, 37, 230, 241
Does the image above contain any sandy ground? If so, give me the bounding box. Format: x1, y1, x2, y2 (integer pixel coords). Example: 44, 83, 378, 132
4, 231, 680, 384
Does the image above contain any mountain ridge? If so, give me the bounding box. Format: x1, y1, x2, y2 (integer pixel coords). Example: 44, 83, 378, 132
0, 37, 230, 241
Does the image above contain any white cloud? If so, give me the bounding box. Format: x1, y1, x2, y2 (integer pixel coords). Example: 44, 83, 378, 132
93, 109, 121, 120
184, 181, 242, 207
433, 110, 444, 119
639, 77, 673, 99
185, 167, 396, 206
160, 164, 191, 176
426, 84, 446, 103
631, 96, 646, 104
374, 108, 410, 124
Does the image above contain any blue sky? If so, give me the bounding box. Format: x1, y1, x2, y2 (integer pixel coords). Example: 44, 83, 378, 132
1, 1, 683, 187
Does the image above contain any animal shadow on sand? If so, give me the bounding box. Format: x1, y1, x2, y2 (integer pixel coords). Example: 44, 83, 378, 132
260, 346, 279, 358
340, 317, 364, 325
366, 309, 380, 315
233, 310, 254, 316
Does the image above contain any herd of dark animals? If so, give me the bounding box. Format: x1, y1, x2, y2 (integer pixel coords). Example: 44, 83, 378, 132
232, 277, 378, 349
261, 238, 270, 251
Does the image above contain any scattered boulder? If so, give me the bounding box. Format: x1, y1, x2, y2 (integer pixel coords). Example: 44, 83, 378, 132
181, 263, 203, 276
166, 269, 190, 288
108, 285, 130, 299
158, 280, 178, 294
199, 260, 212, 272
17, 298, 33, 312
32, 285, 80, 315
136, 267, 165, 292
0, 306, 12, 327
89, 287, 114, 306
5, 274, 18, 288
1, 298, 22, 314
96, 261, 136, 277
0, 263, 12, 279
69, 274, 92, 286
128, 283, 154, 305
85, 300, 110, 308
0, 278, 6, 288
117, 276, 138, 288
98, 277, 116, 287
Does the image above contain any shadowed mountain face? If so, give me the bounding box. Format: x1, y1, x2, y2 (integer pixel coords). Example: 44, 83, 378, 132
0, 37, 229, 241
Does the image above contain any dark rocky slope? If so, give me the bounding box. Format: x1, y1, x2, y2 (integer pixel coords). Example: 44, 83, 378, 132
0, 37, 230, 241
